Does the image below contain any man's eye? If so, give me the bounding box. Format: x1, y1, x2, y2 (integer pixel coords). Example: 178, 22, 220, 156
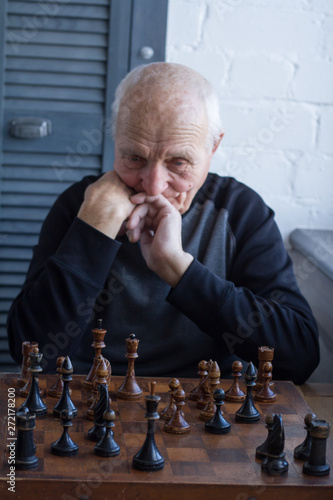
169, 159, 190, 174
124, 155, 145, 168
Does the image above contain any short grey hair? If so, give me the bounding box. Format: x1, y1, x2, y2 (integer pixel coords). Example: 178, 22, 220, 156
111, 62, 222, 150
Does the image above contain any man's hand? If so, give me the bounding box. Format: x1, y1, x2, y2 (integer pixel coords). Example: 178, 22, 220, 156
126, 193, 194, 287
77, 171, 136, 239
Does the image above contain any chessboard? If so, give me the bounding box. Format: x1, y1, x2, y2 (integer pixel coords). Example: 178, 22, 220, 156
0, 372, 332, 500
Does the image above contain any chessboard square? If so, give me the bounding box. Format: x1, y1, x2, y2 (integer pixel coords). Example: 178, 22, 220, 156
281, 414, 304, 425
171, 460, 217, 477
33, 430, 44, 444
258, 403, 296, 415
167, 447, 209, 463
36, 416, 58, 432
122, 432, 146, 449
117, 403, 146, 422
240, 435, 268, 452
43, 451, 88, 477
35, 443, 45, 458
96, 454, 131, 474
284, 424, 310, 439
161, 432, 204, 449
200, 433, 244, 450
121, 421, 149, 434
236, 424, 264, 437
207, 447, 249, 463
212, 461, 257, 480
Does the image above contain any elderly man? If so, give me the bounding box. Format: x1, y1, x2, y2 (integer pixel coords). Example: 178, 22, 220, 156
7, 63, 319, 384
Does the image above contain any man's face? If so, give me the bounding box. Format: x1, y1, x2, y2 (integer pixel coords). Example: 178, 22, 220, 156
113, 97, 215, 214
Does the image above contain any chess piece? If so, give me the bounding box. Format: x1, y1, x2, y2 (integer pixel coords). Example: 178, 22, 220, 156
261, 414, 288, 476
19, 349, 47, 416
196, 360, 213, 409
132, 382, 164, 471
19, 343, 42, 397
294, 413, 316, 461
15, 409, 38, 470
47, 356, 66, 398
16, 341, 38, 388
200, 361, 220, 421
205, 388, 231, 434
53, 356, 77, 418
255, 346, 274, 391
51, 409, 79, 456
17, 407, 37, 452
82, 319, 107, 391
256, 413, 275, 459
117, 333, 143, 400
303, 420, 330, 476
164, 387, 191, 434
224, 361, 246, 402
94, 410, 120, 457
188, 360, 208, 401
159, 378, 180, 420
88, 384, 110, 442
254, 362, 276, 402
235, 362, 260, 423
87, 357, 111, 421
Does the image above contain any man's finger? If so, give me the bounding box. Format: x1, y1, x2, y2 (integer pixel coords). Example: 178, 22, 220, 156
126, 203, 150, 230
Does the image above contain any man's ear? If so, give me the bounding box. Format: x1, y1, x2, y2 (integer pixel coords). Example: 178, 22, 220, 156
212, 132, 224, 154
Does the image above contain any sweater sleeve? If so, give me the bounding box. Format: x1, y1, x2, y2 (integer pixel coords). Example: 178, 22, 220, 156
7, 178, 121, 372
167, 184, 319, 384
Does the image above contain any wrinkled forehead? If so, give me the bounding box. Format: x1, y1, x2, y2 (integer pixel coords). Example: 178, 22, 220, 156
116, 85, 208, 139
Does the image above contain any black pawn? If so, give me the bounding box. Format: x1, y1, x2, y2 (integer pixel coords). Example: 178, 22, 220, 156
235, 362, 260, 423
132, 382, 164, 471
19, 351, 47, 416
53, 356, 77, 418
15, 409, 38, 470
294, 413, 316, 461
51, 409, 79, 456
88, 384, 110, 442
303, 420, 331, 476
205, 388, 231, 434
94, 410, 120, 457
256, 413, 275, 459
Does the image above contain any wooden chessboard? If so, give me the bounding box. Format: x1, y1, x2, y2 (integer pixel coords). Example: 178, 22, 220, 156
0, 372, 332, 500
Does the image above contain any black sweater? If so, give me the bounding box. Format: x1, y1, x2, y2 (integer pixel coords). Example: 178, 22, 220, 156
7, 173, 319, 383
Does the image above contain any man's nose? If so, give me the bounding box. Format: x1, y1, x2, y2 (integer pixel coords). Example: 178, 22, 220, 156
140, 163, 168, 196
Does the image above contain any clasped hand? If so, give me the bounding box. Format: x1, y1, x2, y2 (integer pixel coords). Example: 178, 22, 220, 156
126, 193, 193, 287
78, 172, 193, 287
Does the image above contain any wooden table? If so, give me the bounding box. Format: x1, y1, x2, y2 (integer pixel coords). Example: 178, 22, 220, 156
0, 372, 332, 500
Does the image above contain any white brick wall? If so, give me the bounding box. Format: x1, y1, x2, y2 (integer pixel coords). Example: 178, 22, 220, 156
166, 0, 333, 243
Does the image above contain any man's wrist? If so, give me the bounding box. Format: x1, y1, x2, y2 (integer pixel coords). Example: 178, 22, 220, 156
164, 252, 194, 288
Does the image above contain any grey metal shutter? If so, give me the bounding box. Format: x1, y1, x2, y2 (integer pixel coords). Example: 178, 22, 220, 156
0, 0, 168, 370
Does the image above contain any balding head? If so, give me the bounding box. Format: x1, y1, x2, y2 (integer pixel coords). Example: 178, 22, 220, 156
111, 63, 222, 151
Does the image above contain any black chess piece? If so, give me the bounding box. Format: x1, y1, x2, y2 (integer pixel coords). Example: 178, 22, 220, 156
94, 410, 120, 457
205, 388, 231, 434
294, 413, 316, 461
15, 409, 38, 470
132, 382, 164, 471
53, 356, 77, 418
303, 420, 330, 476
51, 409, 79, 456
256, 413, 275, 459
261, 413, 288, 476
235, 362, 260, 423
19, 350, 47, 416
88, 384, 110, 442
